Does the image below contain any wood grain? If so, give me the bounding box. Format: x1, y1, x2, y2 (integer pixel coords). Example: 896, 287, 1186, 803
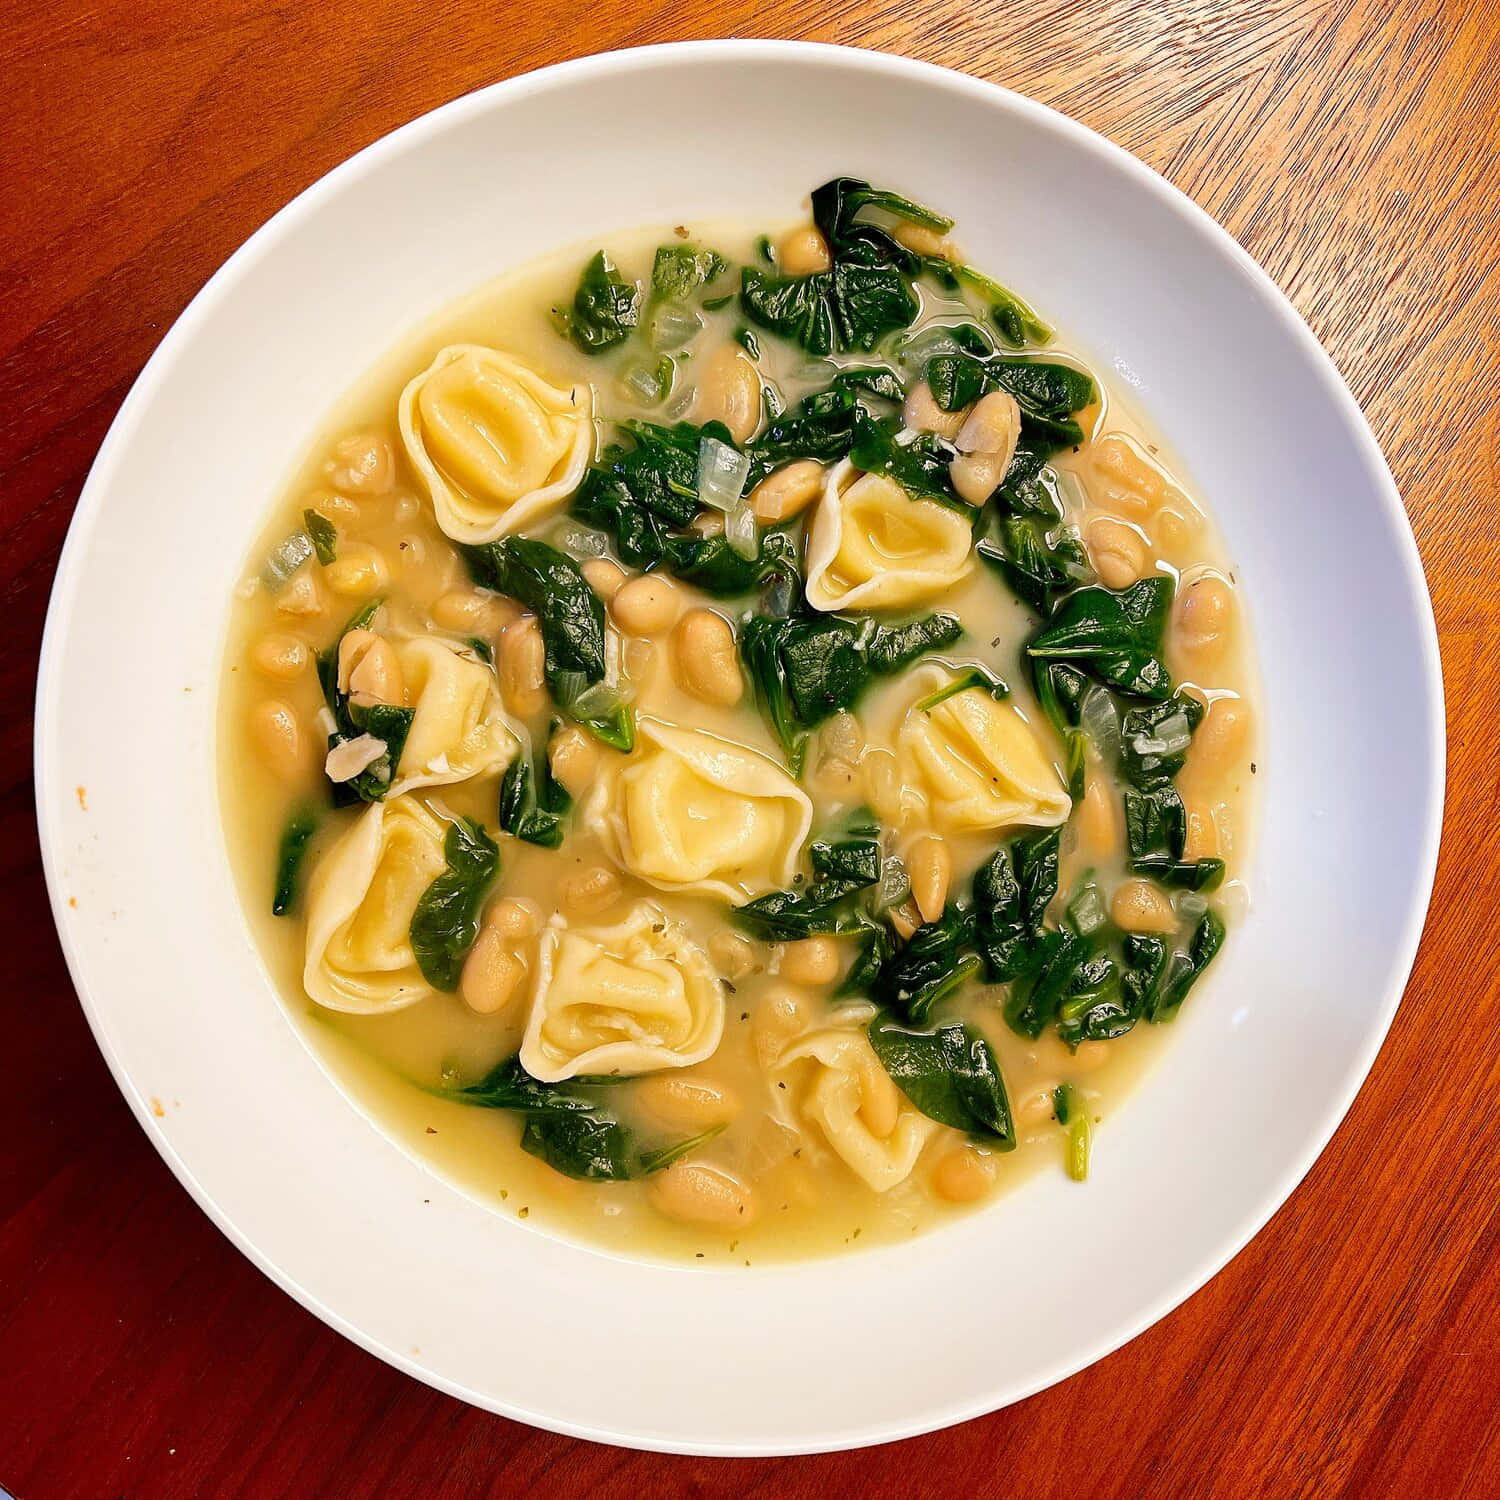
2, 3, 1497, 1495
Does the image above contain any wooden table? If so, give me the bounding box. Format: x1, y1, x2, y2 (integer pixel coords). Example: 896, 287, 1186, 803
3, 3, 1496, 1495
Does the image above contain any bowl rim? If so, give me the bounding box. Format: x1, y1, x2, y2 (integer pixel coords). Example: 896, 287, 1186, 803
33, 38, 1446, 1453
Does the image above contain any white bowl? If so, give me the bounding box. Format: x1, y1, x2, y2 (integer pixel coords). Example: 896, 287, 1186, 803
35, 42, 1443, 1453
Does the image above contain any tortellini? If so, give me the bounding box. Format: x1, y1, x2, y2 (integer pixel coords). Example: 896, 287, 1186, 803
892, 665, 1071, 832
398, 344, 594, 544
585, 718, 813, 905
390, 636, 519, 794
303, 795, 449, 1014
778, 1022, 937, 1191
520, 903, 724, 1082
804, 458, 975, 612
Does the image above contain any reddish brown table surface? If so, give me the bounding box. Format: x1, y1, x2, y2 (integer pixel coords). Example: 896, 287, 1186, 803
3, 3, 1498, 1496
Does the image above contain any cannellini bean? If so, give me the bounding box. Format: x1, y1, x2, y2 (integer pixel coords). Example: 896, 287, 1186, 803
902, 381, 967, 441
950, 392, 1022, 506
611, 573, 680, 636
325, 543, 390, 598
324, 733, 387, 784
250, 633, 309, 680
1071, 1041, 1110, 1074
560, 864, 621, 916
708, 931, 757, 980
1182, 798, 1221, 861
1173, 573, 1236, 671
857, 1054, 902, 1139
1087, 433, 1186, 517
582, 557, 627, 600
248, 700, 306, 782
673, 609, 743, 706
431, 588, 518, 635
485, 897, 539, 941
547, 724, 600, 797
1086, 517, 1149, 590
932, 1144, 998, 1203
1150, 506, 1200, 564
1110, 878, 1177, 934
862, 747, 902, 821
908, 835, 951, 924
325, 430, 395, 494
648, 1161, 755, 1227
1185, 696, 1253, 781
498, 616, 547, 716
821, 712, 863, 762
635, 1075, 741, 1131
776, 225, 831, 275
275, 569, 326, 619
694, 345, 761, 445
748, 459, 823, 523
753, 984, 807, 1067
1017, 1087, 1058, 1128
779, 937, 841, 987
890, 898, 923, 940
340, 630, 404, 706
460, 928, 527, 1016
1074, 775, 1121, 857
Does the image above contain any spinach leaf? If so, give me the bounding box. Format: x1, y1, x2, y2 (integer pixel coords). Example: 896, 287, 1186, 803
444, 1057, 717, 1182
271, 806, 318, 916
917, 258, 1052, 347
1123, 781, 1187, 865
577, 420, 706, 530
971, 827, 1062, 982
867, 1014, 1016, 1146
1119, 693, 1205, 783
847, 411, 966, 507
925, 353, 1094, 452
302, 508, 338, 565
746, 384, 859, 483
739, 178, 950, 355
462, 537, 607, 691
735, 817, 883, 940
1027, 577, 1174, 700
556, 250, 639, 353
872, 906, 979, 1026
1002, 929, 1091, 1040
498, 739, 572, 849
651, 244, 727, 300
977, 516, 1091, 616
740, 608, 961, 752
867, 613, 965, 673
913, 664, 1009, 711
1127, 910, 1226, 1022
408, 819, 500, 991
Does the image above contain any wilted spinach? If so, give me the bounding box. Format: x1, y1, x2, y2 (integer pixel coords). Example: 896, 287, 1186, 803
1027, 577, 1174, 700
408, 819, 500, 991
444, 1057, 721, 1182
740, 177, 952, 354
651, 244, 727, 300
867, 1014, 1016, 1146
271, 806, 318, 916
734, 816, 883, 939
740, 607, 962, 753
555, 250, 639, 353
302, 508, 338, 565
498, 735, 572, 849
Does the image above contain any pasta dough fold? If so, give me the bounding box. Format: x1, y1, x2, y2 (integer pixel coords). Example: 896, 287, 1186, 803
398, 344, 593, 543
520, 903, 724, 1081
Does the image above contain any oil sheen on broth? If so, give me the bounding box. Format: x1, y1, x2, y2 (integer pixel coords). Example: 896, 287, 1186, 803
221, 184, 1256, 1263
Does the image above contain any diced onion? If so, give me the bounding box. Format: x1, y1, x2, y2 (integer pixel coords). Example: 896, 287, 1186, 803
724, 498, 758, 559
314, 706, 338, 738
696, 436, 751, 513
1175, 890, 1209, 922
1129, 709, 1193, 760
1080, 686, 1121, 763
262, 531, 314, 592
1070, 883, 1108, 935
648, 300, 702, 352
876, 854, 911, 912
555, 522, 609, 558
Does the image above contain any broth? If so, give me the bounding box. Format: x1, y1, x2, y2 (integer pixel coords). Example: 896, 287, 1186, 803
221, 205, 1255, 1263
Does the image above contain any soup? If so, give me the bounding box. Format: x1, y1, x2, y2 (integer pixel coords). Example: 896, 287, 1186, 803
221, 180, 1255, 1262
